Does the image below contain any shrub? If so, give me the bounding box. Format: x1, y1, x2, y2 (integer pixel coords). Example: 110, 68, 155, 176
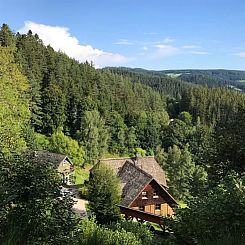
87, 164, 121, 224
165, 173, 245, 244
109, 219, 153, 245
73, 218, 140, 245
78, 185, 88, 199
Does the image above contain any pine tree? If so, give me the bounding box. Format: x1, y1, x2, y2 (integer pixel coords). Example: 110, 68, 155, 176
78, 110, 108, 163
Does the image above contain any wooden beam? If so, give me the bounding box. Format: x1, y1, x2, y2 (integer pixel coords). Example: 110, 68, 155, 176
119, 206, 163, 225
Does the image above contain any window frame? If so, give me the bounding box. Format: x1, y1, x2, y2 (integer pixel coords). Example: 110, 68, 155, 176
139, 205, 145, 211
141, 191, 148, 199
155, 203, 161, 211
153, 191, 159, 198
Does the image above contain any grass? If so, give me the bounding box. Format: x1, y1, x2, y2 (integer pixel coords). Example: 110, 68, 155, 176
102, 152, 131, 159
75, 165, 91, 185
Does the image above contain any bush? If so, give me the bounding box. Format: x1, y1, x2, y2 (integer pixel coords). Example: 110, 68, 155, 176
109, 219, 153, 245
78, 185, 88, 199
165, 173, 245, 244
87, 164, 121, 224
73, 218, 141, 245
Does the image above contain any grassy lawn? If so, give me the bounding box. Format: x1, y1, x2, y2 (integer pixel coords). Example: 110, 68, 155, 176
75, 165, 91, 185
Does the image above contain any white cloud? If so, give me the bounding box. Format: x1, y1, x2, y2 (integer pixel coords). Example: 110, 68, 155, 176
151, 42, 209, 58
18, 21, 129, 67
235, 52, 245, 57
153, 44, 180, 58
114, 39, 134, 45
188, 50, 209, 55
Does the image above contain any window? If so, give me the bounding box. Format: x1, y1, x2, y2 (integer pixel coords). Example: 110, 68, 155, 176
139, 206, 145, 211
153, 191, 159, 198
142, 191, 148, 199
155, 204, 161, 211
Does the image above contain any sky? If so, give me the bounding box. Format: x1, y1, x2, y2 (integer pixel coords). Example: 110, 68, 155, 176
1, 0, 245, 70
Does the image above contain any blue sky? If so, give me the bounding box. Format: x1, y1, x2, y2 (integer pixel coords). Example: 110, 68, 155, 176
1, 0, 245, 69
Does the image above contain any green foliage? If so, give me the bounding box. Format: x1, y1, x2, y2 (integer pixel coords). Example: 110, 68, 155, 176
165, 173, 245, 244
87, 164, 121, 224
0, 25, 244, 243
0, 153, 77, 244
178, 111, 192, 126
107, 112, 127, 154
211, 106, 245, 179
0, 24, 15, 47
42, 82, 67, 134
75, 165, 91, 185
165, 145, 195, 200
33, 133, 51, 150
109, 220, 154, 245
72, 218, 141, 245
160, 144, 208, 201
0, 46, 30, 155
134, 147, 146, 157
49, 129, 85, 166
78, 185, 89, 199
79, 110, 108, 164
162, 119, 191, 149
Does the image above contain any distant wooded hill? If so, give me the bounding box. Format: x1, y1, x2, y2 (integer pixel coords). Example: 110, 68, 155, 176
106, 67, 245, 92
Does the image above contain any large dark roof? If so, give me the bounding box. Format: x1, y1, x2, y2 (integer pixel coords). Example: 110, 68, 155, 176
117, 161, 177, 207
118, 161, 152, 206
24, 150, 71, 167
99, 156, 167, 187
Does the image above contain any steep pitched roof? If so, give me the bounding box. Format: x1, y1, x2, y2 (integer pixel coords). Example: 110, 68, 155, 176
99, 156, 167, 187
117, 161, 153, 206
24, 150, 72, 167
117, 161, 177, 207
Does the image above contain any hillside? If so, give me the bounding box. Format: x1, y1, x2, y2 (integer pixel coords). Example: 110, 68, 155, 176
106, 67, 245, 92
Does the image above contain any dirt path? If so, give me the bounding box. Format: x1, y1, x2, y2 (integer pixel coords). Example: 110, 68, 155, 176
66, 185, 88, 216
73, 197, 88, 215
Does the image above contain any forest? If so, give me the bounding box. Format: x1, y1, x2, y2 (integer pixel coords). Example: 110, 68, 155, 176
0, 23, 244, 245
107, 67, 245, 91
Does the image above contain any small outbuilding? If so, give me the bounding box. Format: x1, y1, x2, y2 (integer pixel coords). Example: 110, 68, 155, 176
25, 150, 75, 185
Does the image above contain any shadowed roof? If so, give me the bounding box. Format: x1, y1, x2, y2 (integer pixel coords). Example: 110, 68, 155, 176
99, 156, 167, 187
118, 161, 153, 206
24, 150, 72, 167
117, 161, 177, 207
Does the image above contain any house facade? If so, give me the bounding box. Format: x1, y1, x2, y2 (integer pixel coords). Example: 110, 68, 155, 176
130, 179, 174, 216
25, 150, 75, 185
94, 156, 177, 222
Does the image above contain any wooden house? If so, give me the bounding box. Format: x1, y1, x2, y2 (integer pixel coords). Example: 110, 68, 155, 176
25, 150, 75, 185
93, 156, 177, 225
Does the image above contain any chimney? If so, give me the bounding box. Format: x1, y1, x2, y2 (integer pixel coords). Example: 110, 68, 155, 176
134, 153, 142, 167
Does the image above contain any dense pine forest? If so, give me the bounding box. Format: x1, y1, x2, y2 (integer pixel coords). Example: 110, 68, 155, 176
108, 67, 245, 91
0, 23, 244, 244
